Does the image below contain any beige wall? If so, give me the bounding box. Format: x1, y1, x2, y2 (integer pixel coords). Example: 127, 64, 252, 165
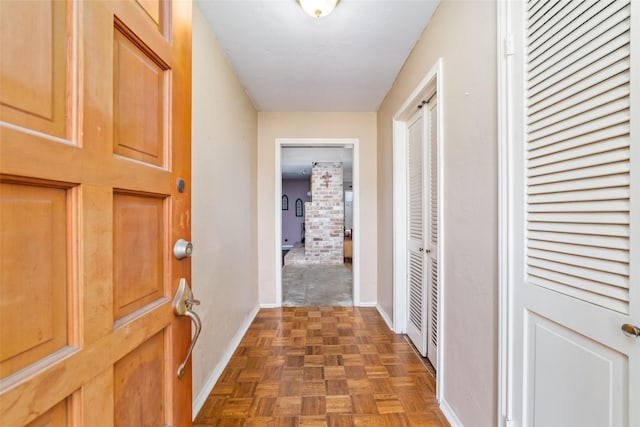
257, 112, 377, 305
191, 5, 259, 407
377, 1, 498, 425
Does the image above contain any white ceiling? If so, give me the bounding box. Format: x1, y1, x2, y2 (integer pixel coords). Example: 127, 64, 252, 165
196, 0, 440, 112
281, 147, 353, 180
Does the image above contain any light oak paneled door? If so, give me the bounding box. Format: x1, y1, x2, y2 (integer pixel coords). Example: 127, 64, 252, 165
0, 1, 193, 426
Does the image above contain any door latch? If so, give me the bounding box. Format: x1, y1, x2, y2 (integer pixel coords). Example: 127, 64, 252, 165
173, 278, 201, 379
621, 323, 640, 338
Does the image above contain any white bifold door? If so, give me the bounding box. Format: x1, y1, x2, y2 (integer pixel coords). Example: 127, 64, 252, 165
508, 0, 639, 426
406, 97, 439, 368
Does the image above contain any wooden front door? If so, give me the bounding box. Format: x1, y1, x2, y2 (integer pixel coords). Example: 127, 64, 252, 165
0, 1, 193, 426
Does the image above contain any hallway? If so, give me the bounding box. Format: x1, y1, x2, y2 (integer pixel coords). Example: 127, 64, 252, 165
282, 265, 353, 307
194, 307, 448, 426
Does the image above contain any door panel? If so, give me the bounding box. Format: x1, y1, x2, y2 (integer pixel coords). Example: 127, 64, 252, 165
0, 0, 68, 138
135, 0, 163, 28
0, 0, 192, 426
508, 0, 638, 424
525, 305, 627, 427
425, 98, 438, 368
26, 399, 69, 427
0, 182, 69, 378
113, 192, 165, 320
406, 99, 440, 363
113, 24, 168, 167
114, 332, 165, 426
407, 111, 426, 356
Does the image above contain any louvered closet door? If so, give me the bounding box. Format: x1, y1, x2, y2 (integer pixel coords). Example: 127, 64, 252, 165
407, 110, 427, 356
509, 0, 639, 425
425, 97, 438, 368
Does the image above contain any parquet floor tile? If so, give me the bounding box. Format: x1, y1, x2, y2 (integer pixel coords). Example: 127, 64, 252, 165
195, 307, 449, 426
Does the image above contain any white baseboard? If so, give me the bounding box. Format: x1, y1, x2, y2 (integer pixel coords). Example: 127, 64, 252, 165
192, 305, 260, 418
357, 301, 377, 307
440, 397, 464, 427
259, 303, 278, 308
375, 304, 394, 331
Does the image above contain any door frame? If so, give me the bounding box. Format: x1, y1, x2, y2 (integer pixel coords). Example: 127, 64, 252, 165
392, 58, 444, 399
275, 138, 360, 306
497, 1, 512, 425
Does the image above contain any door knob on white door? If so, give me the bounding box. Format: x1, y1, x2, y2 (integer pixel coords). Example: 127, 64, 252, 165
621, 324, 640, 338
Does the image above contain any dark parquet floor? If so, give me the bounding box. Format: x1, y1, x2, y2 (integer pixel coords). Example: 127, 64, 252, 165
194, 307, 449, 427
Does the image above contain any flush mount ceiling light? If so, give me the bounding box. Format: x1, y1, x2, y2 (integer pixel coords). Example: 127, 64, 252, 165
297, 0, 340, 18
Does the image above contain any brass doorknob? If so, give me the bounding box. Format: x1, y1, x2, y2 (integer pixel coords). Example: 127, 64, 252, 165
621, 324, 640, 338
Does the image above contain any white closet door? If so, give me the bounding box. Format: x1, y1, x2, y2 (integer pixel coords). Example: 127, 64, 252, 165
509, 0, 639, 425
407, 110, 427, 356
426, 98, 439, 368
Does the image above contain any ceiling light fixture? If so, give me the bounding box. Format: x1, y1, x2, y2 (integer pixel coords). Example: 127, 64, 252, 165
297, 0, 340, 18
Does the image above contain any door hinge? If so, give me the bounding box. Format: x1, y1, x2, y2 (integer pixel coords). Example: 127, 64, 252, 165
504, 33, 514, 56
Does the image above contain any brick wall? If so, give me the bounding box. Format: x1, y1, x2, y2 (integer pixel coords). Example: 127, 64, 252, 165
304, 162, 344, 265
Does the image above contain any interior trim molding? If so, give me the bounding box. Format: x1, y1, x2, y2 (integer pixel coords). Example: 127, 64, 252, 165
376, 304, 394, 331
192, 305, 260, 419
497, 1, 513, 426
357, 302, 377, 307
440, 398, 464, 427
259, 303, 278, 309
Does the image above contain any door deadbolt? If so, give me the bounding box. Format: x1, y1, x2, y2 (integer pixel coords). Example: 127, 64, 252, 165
174, 239, 193, 260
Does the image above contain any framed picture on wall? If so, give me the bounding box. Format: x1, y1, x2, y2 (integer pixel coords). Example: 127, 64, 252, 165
295, 198, 303, 217
282, 194, 288, 210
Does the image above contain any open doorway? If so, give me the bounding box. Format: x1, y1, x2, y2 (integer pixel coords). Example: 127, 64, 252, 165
275, 138, 360, 306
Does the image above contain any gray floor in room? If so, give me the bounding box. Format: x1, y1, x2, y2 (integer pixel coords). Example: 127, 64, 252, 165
282, 264, 353, 306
